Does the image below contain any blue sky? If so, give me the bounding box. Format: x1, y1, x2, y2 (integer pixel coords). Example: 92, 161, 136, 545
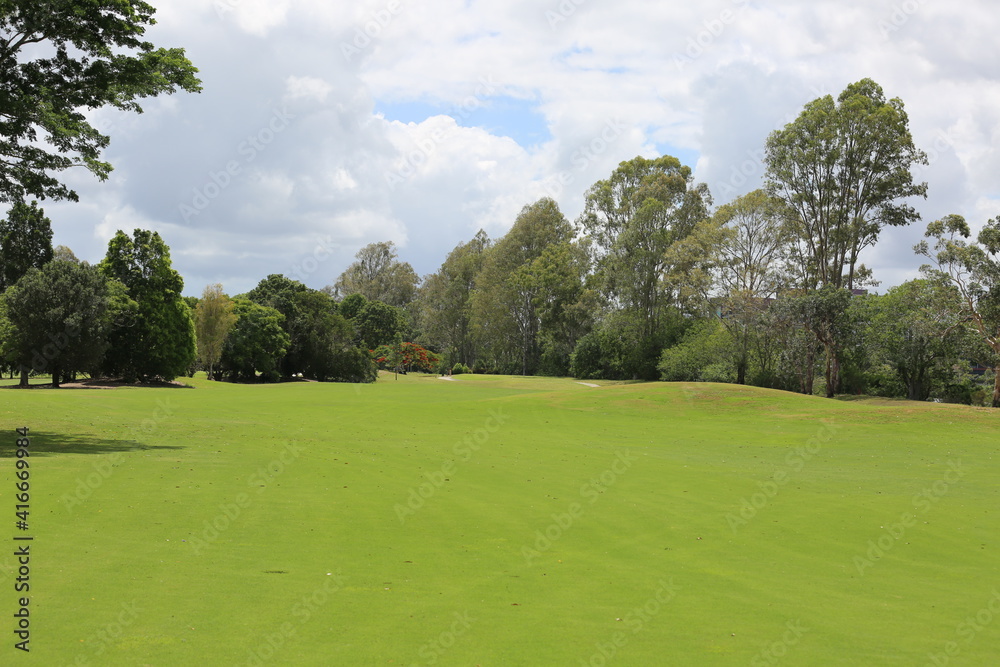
376, 96, 552, 148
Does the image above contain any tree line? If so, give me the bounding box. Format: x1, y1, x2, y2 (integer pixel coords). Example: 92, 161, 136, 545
2, 78, 999, 404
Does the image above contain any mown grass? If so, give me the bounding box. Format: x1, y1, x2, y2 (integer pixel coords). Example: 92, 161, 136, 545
1, 373, 997, 665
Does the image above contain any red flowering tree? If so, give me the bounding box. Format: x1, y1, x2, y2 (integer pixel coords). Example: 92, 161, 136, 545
371, 341, 439, 373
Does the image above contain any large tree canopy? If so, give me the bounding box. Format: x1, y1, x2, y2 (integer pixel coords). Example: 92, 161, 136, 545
765, 78, 927, 397
416, 230, 490, 368
331, 241, 420, 308
579, 155, 710, 334
472, 198, 580, 375
917, 214, 1000, 406
98, 228, 195, 381
577, 154, 710, 379
2, 258, 110, 386
765, 78, 927, 290
194, 283, 236, 379
0, 0, 202, 202
0, 199, 52, 291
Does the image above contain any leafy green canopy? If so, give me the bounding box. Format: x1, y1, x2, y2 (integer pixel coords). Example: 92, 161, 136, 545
765, 78, 927, 290
1, 258, 110, 386
0, 0, 202, 202
98, 228, 194, 381
0, 199, 52, 291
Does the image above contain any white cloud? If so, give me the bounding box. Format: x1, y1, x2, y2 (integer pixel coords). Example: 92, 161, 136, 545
33, 0, 1000, 295
284, 75, 334, 103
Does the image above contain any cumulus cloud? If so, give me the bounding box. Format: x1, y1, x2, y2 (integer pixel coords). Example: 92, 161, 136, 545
30, 0, 1000, 295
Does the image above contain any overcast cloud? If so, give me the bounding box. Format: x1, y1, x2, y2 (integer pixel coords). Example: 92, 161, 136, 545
34, 0, 1000, 295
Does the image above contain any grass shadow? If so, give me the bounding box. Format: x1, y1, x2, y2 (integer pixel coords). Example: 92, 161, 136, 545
0, 377, 195, 389
0, 431, 183, 458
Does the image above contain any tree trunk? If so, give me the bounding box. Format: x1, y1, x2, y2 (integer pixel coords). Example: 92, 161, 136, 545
19, 366, 28, 388
992, 367, 1000, 409
824, 343, 839, 398
803, 346, 815, 395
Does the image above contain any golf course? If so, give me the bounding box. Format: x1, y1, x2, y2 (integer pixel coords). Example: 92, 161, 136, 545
2, 374, 998, 665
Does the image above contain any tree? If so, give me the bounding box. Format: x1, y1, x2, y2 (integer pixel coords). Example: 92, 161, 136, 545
243, 274, 309, 377
2, 260, 110, 387
338, 293, 368, 320
53, 245, 79, 264
765, 78, 927, 291
416, 230, 490, 367
98, 229, 195, 381
0, 0, 201, 203
657, 319, 735, 383
856, 280, 966, 401
219, 300, 289, 382
353, 299, 408, 351
665, 190, 789, 384
285, 289, 370, 382
764, 79, 927, 396
916, 214, 1000, 406
194, 284, 237, 379
786, 286, 853, 397
472, 198, 576, 375
332, 241, 419, 308
578, 155, 711, 379
531, 239, 596, 376
388, 331, 404, 380
0, 200, 53, 292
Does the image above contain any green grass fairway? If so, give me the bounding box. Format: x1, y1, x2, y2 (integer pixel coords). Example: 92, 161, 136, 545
2, 373, 998, 665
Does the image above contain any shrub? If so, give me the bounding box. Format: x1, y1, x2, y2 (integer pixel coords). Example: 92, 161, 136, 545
658, 319, 735, 383
451, 362, 470, 375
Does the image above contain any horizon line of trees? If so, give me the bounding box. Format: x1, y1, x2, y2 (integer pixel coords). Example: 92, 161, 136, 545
3, 78, 1000, 405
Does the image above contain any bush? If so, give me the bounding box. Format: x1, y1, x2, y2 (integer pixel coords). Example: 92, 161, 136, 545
332, 347, 378, 383
658, 319, 734, 383
451, 362, 470, 375
569, 331, 604, 379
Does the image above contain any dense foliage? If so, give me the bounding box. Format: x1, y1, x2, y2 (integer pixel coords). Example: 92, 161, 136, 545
1, 77, 997, 401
